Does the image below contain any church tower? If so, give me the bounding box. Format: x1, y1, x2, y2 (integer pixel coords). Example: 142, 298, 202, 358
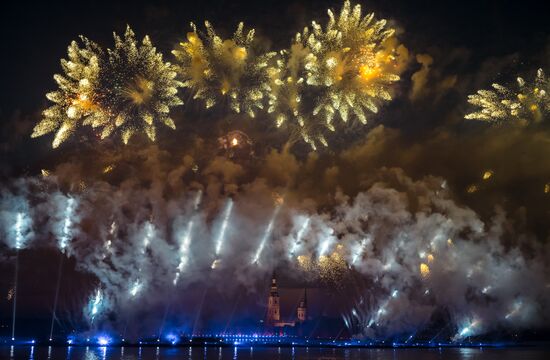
297, 288, 307, 323
266, 273, 280, 325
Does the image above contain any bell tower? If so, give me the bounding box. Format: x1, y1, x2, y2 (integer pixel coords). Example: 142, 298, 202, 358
266, 273, 280, 325
297, 288, 307, 323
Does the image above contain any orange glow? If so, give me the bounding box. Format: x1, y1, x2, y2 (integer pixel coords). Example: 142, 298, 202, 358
359, 64, 379, 82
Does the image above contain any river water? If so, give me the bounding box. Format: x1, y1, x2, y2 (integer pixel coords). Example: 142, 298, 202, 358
1, 346, 549, 360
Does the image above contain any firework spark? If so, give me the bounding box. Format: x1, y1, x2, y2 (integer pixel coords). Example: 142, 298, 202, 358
87, 288, 103, 323
214, 199, 233, 257
94, 26, 183, 144
269, 1, 405, 149
289, 216, 310, 256
58, 197, 76, 252
173, 22, 275, 118
465, 68, 549, 124
31, 37, 102, 148
252, 204, 281, 264
32, 26, 183, 147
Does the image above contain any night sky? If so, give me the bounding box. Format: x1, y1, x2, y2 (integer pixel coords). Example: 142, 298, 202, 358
1, 0, 550, 343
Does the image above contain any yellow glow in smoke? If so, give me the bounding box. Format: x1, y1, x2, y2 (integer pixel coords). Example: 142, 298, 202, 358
420, 263, 430, 278
102, 165, 114, 174
359, 65, 380, 83
482, 170, 494, 180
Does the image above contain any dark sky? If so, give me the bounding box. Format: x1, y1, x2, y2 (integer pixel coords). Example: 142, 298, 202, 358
1, 0, 550, 340
1, 0, 549, 115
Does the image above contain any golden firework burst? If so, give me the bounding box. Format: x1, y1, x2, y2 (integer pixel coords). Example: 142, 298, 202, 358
465, 68, 549, 124
173, 21, 276, 118
268, 1, 405, 149
32, 26, 183, 148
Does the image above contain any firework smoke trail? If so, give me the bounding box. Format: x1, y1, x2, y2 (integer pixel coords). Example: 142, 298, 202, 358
11, 251, 18, 341
173, 221, 195, 285
252, 205, 282, 264
131, 222, 155, 297
58, 197, 76, 252
289, 216, 310, 257
366, 289, 399, 328
50, 197, 76, 341
49, 254, 64, 341
10, 213, 27, 340
173, 191, 202, 285
211, 199, 233, 269
453, 319, 481, 341
351, 237, 370, 266
87, 289, 103, 324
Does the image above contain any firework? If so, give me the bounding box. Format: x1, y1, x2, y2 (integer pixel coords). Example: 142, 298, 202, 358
269, 1, 404, 149
214, 199, 233, 257
289, 216, 310, 256
129, 280, 143, 297
33, 26, 183, 147
31, 37, 102, 148
58, 197, 76, 252
95, 26, 183, 143
87, 288, 104, 323
420, 262, 430, 278
252, 204, 281, 264
173, 22, 276, 117
454, 319, 481, 341
465, 68, 549, 124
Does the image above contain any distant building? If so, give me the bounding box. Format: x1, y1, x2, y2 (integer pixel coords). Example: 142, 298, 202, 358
265, 273, 308, 335
266, 274, 281, 325
297, 289, 307, 323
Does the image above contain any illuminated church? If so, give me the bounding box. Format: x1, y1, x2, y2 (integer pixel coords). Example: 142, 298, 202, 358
265, 274, 308, 334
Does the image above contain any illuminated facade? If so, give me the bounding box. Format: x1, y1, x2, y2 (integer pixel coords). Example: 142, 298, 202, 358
265, 274, 308, 334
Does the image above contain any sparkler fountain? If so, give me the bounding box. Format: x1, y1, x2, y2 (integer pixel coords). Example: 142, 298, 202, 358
252, 204, 282, 264
289, 216, 309, 257
211, 199, 233, 269
11, 212, 30, 341
49, 197, 76, 341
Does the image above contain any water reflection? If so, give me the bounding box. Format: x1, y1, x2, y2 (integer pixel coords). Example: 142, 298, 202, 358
0, 346, 549, 360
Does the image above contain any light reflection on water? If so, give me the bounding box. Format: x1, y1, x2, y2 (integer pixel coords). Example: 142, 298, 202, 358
0, 346, 549, 360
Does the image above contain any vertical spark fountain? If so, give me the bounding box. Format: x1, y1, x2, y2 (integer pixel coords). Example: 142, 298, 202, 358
173, 191, 202, 285
88, 288, 103, 323
11, 249, 19, 341
50, 197, 76, 341
289, 217, 310, 257
252, 205, 281, 264
11, 212, 26, 341
211, 199, 233, 269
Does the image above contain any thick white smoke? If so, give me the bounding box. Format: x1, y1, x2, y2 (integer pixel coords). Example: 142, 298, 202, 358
1, 167, 549, 341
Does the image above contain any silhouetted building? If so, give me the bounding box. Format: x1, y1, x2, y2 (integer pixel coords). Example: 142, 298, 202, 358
266, 273, 280, 325
297, 289, 307, 323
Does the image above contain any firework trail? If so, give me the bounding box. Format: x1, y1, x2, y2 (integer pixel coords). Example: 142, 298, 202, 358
211, 199, 234, 269
86, 288, 104, 324
50, 196, 76, 340
289, 216, 310, 257
252, 204, 282, 264
131, 221, 155, 298
173, 220, 195, 284
58, 197, 76, 252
